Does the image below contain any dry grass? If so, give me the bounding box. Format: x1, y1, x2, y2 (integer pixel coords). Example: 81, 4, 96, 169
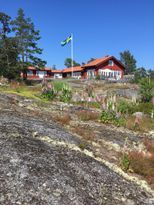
144, 139, 154, 153
128, 139, 154, 187
126, 116, 154, 132
72, 126, 95, 141
76, 110, 99, 121
54, 113, 71, 125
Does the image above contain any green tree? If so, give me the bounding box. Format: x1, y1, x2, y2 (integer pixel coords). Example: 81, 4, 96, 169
147, 69, 154, 81
64, 58, 80, 68
0, 12, 19, 80
120, 50, 136, 74
11, 8, 46, 79
139, 78, 153, 102
134, 67, 147, 83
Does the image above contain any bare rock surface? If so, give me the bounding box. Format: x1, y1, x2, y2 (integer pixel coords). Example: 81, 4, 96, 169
0, 93, 154, 205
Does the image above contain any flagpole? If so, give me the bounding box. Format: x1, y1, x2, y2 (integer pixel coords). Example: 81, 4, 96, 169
71, 33, 73, 77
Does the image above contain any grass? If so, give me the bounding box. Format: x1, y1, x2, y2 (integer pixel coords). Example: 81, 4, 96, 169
54, 113, 71, 125
76, 110, 99, 121
73, 101, 101, 109
72, 126, 95, 141
120, 139, 154, 187
126, 116, 154, 132
129, 151, 154, 187
0, 83, 44, 100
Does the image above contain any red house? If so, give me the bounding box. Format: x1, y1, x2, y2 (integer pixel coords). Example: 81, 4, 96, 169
82, 55, 125, 80
62, 66, 83, 78
23, 55, 125, 80
51, 70, 63, 78
25, 67, 52, 79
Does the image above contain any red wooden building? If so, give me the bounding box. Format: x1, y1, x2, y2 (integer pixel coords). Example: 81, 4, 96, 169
25, 67, 52, 79
62, 66, 83, 78
82, 55, 125, 79
23, 55, 125, 80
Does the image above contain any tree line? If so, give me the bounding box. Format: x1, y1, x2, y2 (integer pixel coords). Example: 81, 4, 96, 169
0, 8, 46, 80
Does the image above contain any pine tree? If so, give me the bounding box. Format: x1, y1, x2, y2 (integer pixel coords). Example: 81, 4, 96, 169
120, 50, 136, 74
0, 12, 19, 79
11, 8, 46, 79
64, 58, 80, 68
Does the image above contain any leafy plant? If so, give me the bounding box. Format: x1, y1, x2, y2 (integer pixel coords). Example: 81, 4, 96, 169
100, 110, 125, 126
85, 84, 94, 97
139, 78, 153, 102
60, 84, 72, 102
53, 81, 65, 92
41, 88, 56, 100
120, 153, 130, 171
117, 100, 136, 114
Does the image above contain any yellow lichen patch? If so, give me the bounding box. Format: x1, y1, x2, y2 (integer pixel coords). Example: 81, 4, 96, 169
38, 135, 154, 198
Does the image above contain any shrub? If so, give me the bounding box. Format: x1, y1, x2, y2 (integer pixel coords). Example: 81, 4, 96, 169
54, 114, 71, 125
72, 126, 95, 141
53, 81, 65, 92
120, 153, 130, 171
117, 100, 135, 114
78, 142, 87, 150
85, 83, 94, 97
129, 151, 154, 185
60, 84, 72, 102
41, 86, 56, 100
139, 78, 153, 102
100, 110, 125, 126
144, 139, 154, 153
121, 139, 154, 186
136, 102, 153, 115
117, 100, 153, 115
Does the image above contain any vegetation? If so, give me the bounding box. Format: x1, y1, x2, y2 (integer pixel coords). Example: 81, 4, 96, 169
60, 83, 72, 102
0, 9, 45, 80
120, 139, 154, 186
76, 110, 99, 121
0, 12, 19, 80
120, 50, 136, 74
139, 78, 153, 102
120, 153, 130, 172
64, 58, 80, 68
100, 110, 125, 127
134, 67, 147, 83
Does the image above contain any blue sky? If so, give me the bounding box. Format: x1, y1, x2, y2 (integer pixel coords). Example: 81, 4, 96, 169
1, 0, 154, 69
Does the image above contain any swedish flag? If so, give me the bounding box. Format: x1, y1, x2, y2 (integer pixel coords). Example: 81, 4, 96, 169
61, 35, 72, 46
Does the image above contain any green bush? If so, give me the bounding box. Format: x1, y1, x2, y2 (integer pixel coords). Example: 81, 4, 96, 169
100, 110, 125, 126
53, 81, 65, 92
135, 102, 153, 115
41, 88, 56, 100
120, 154, 130, 171
117, 100, 153, 115
117, 101, 136, 114
139, 78, 153, 102
60, 84, 72, 102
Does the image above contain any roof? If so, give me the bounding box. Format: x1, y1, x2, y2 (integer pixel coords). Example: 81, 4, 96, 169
28, 67, 52, 71
82, 56, 112, 67
52, 70, 62, 73
63, 66, 83, 73
28, 66, 36, 70
43, 67, 52, 71
82, 55, 125, 69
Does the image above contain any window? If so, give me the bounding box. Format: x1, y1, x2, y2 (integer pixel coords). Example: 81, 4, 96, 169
27, 70, 33, 76
108, 60, 113, 66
